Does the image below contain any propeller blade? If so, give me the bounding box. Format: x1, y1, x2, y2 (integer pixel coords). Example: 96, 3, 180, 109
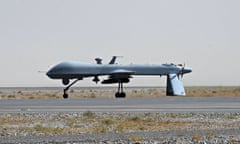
180, 63, 185, 79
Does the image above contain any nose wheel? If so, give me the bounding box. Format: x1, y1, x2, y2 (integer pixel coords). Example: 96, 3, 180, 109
115, 82, 126, 98
63, 92, 69, 99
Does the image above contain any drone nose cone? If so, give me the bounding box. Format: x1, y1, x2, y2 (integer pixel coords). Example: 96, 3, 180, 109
183, 67, 192, 74
46, 70, 51, 77
46, 69, 55, 78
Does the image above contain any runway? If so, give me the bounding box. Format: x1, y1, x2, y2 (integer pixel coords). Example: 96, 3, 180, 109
0, 97, 240, 113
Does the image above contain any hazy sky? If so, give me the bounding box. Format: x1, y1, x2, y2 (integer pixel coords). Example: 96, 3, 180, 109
0, 0, 240, 87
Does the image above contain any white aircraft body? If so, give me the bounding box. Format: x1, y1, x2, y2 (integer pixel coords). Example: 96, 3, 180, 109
46, 56, 192, 98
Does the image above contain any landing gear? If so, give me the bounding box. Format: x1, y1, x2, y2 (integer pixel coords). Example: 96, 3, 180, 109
115, 92, 126, 98
115, 82, 126, 98
63, 79, 80, 99
61, 78, 127, 99
63, 93, 68, 99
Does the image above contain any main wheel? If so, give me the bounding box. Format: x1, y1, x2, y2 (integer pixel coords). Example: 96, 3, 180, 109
63, 93, 69, 99
115, 92, 120, 98
120, 92, 126, 98
115, 92, 126, 98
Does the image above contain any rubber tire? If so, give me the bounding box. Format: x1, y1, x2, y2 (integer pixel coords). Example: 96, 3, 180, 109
120, 92, 126, 98
115, 92, 126, 98
115, 92, 120, 98
63, 93, 69, 99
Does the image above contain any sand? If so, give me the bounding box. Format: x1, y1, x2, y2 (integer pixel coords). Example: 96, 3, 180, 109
0, 86, 240, 99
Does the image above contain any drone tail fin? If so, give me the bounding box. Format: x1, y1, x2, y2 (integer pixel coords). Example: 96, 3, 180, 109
166, 74, 186, 96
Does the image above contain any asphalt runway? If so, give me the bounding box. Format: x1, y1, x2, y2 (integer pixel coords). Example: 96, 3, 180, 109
0, 97, 240, 113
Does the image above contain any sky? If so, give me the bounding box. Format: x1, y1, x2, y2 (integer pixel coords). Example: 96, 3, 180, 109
0, 0, 240, 87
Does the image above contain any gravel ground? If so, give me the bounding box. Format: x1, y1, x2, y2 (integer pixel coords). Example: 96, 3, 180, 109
0, 112, 240, 143
1, 130, 240, 144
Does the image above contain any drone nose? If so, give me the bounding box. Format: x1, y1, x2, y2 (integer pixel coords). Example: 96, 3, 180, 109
46, 69, 54, 78
46, 70, 51, 77
183, 67, 192, 74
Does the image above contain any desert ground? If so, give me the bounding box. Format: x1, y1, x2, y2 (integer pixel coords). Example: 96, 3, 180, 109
0, 86, 240, 143
1, 112, 240, 143
0, 86, 240, 99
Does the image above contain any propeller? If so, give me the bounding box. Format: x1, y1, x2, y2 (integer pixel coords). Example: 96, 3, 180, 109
177, 63, 185, 79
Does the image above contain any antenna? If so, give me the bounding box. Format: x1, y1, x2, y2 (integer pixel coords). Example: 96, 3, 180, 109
95, 57, 103, 64
109, 56, 123, 64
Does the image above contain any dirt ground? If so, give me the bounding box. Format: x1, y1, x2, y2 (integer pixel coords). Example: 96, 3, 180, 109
0, 86, 240, 99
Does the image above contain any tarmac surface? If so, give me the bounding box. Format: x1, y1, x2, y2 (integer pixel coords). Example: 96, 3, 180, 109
0, 97, 240, 113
